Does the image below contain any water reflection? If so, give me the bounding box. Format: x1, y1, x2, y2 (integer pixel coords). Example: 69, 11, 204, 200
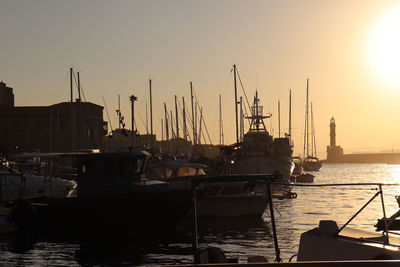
2, 164, 400, 265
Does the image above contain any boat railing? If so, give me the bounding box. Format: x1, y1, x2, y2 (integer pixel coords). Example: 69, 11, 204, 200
190, 180, 400, 264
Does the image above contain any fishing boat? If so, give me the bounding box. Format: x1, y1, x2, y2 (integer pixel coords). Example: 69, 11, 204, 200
30, 151, 193, 239
302, 79, 322, 171
229, 91, 295, 180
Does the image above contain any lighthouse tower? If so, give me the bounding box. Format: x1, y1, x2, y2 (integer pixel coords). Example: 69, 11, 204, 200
326, 117, 343, 162
330, 117, 336, 148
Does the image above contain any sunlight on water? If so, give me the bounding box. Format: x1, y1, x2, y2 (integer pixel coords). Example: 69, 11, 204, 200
390, 165, 400, 182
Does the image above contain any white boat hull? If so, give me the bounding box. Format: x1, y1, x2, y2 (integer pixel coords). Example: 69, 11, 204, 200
231, 157, 295, 180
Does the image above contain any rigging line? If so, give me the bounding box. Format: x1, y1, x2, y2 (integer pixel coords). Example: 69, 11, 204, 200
177, 100, 192, 142
137, 111, 147, 134
72, 71, 87, 102
192, 90, 212, 144
236, 68, 252, 115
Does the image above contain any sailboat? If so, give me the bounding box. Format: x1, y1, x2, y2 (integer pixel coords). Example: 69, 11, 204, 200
303, 79, 322, 171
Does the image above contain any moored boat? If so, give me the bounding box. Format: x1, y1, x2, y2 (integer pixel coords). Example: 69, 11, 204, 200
30, 151, 193, 239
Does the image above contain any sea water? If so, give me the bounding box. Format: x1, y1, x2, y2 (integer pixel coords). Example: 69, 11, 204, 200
1, 163, 400, 265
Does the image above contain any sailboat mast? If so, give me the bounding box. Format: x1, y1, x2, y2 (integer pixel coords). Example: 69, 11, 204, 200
149, 79, 153, 135
278, 99, 281, 138
190, 82, 196, 145
164, 103, 169, 140
161, 118, 164, 141
175, 95, 179, 139
182, 97, 187, 140
170, 110, 175, 139
306, 78, 310, 158
77, 72, 81, 102
233, 64, 239, 143
219, 94, 222, 145
198, 108, 203, 144
240, 97, 244, 141
289, 89, 292, 143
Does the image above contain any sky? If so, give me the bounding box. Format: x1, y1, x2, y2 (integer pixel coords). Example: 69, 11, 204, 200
1, 0, 400, 157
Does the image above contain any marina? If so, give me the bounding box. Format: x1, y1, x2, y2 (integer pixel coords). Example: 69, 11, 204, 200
2, 1, 400, 266
2, 163, 400, 265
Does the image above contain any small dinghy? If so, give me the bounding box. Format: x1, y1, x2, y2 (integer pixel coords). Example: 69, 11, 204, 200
295, 173, 314, 183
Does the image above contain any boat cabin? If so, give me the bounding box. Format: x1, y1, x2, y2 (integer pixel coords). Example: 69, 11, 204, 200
77, 151, 151, 197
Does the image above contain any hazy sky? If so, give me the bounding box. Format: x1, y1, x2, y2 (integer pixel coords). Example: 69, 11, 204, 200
1, 0, 400, 157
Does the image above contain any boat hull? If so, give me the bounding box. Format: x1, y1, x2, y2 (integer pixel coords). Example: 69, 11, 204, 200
303, 161, 322, 171
31, 189, 193, 239
231, 157, 295, 180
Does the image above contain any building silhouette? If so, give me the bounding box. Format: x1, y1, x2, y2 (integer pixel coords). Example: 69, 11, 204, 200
326, 117, 343, 162
0, 82, 107, 154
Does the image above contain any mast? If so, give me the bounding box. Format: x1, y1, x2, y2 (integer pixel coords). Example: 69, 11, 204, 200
190, 82, 196, 145
70, 67, 74, 151
289, 89, 292, 143
170, 110, 175, 139
198, 108, 203, 144
149, 79, 153, 135
164, 103, 169, 140
240, 97, 244, 142
219, 94, 223, 145
117, 95, 121, 129
233, 64, 239, 143
77, 72, 81, 102
194, 102, 198, 145
304, 78, 310, 158
182, 97, 187, 140
161, 118, 164, 141
278, 99, 281, 138
130, 95, 137, 146
175, 95, 179, 139
70, 68, 73, 103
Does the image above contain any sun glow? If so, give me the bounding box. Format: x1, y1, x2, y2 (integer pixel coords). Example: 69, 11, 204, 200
368, 5, 400, 86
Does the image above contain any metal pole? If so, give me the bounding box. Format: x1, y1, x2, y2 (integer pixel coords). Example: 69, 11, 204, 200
379, 184, 389, 243
164, 103, 169, 140
267, 182, 282, 262
130, 95, 137, 146
278, 99, 281, 138
190, 82, 196, 145
77, 71, 81, 102
70, 67, 73, 103
175, 95, 179, 139
289, 89, 292, 143
337, 191, 381, 234
233, 64, 239, 143
149, 79, 153, 135
183, 97, 187, 140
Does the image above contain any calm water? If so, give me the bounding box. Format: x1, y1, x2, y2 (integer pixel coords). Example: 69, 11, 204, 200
2, 163, 400, 266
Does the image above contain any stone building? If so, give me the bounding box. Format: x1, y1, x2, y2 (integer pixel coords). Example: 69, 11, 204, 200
0, 82, 107, 154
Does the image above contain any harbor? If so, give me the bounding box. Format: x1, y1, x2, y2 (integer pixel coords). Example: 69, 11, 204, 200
2, 1, 400, 265
2, 163, 400, 265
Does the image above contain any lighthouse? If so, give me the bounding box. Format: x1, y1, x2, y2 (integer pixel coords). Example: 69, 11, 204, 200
330, 117, 336, 148
326, 117, 343, 162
